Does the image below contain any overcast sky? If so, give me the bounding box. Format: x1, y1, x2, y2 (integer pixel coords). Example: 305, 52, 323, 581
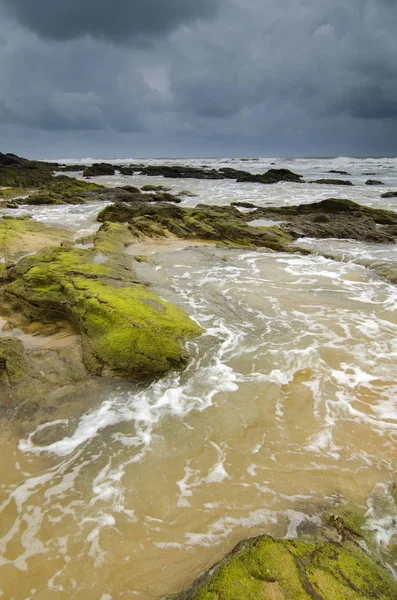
0, 0, 396, 158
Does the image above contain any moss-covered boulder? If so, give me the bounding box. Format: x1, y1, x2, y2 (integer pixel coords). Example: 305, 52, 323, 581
97, 202, 295, 252
0, 247, 202, 378
174, 535, 397, 600
0, 217, 73, 263
23, 176, 100, 205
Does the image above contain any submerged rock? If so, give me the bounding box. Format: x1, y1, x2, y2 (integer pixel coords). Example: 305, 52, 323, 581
366, 179, 384, 185
0, 336, 93, 424
329, 169, 350, 175
173, 535, 397, 600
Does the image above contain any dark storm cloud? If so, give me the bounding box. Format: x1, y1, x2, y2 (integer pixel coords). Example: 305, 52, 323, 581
0, 0, 396, 156
0, 0, 219, 44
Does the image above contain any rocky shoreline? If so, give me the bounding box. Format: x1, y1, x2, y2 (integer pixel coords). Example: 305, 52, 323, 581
1, 153, 397, 598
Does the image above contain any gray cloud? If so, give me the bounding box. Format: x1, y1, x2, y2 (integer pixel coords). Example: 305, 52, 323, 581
0, 0, 396, 156
1, 0, 219, 44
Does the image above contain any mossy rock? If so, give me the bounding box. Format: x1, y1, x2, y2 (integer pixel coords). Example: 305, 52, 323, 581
141, 184, 172, 192
23, 177, 100, 205
1, 247, 202, 378
97, 202, 295, 252
174, 535, 397, 600
93, 222, 140, 253
0, 186, 30, 200
0, 217, 73, 263
326, 503, 366, 541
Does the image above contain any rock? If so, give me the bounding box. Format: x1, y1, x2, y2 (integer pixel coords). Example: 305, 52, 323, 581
97, 201, 295, 252
381, 191, 397, 198
0, 217, 73, 263
0, 330, 117, 432
83, 163, 116, 177
118, 166, 135, 176
23, 177, 100, 205
148, 192, 182, 204
173, 535, 397, 600
366, 179, 384, 185
0, 153, 57, 188
246, 198, 397, 243
56, 164, 84, 172
329, 170, 350, 175
310, 179, 354, 186
0, 246, 202, 378
235, 168, 303, 184
133, 164, 303, 185
141, 184, 172, 192
120, 185, 141, 194
231, 201, 259, 209
177, 190, 198, 197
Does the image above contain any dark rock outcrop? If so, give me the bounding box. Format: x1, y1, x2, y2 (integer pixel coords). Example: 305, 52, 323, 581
381, 191, 397, 198
97, 201, 295, 252
247, 198, 397, 243
310, 179, 354, 186
366, 179, 384, 185
83, 163, 116, 177
132, 164, 303, 184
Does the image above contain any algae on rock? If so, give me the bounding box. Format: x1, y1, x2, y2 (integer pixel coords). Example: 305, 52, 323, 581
97, 202, 295, 252
0, 217, 73, 264
174, 535, 397, 600
1, 246, 202, 378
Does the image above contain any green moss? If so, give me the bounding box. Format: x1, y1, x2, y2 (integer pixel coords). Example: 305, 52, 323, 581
0, 217, 73, 263
180, 536, 397, 600
326, 503, 366, 541
24, 176, 100, 205
0, 338, 29, 384
2, 247, 203, 378
93, 222, 139, 253
0, 186, 30, 200
97, 203, 295, 252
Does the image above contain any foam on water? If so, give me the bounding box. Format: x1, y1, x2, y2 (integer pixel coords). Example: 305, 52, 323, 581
1, 156, 397, 598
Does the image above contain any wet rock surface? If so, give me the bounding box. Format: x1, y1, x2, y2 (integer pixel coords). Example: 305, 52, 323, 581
172, 534, 397, 600
97, 201, 295, 252
310, 178, 354, 186
117, 164, 303, 184
248, 198, 397, 243
0, 245, 202, 380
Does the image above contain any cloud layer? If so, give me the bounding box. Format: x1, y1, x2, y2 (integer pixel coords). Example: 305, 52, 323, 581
0, 0, 396, 157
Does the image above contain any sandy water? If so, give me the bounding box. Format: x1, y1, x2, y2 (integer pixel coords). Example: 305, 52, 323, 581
0, 157, 397, 598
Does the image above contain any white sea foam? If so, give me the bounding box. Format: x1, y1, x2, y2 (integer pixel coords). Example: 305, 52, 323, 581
2, 156, 397, 596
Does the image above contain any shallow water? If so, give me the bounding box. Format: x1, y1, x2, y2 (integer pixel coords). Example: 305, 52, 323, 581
0, 157, 397, 598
